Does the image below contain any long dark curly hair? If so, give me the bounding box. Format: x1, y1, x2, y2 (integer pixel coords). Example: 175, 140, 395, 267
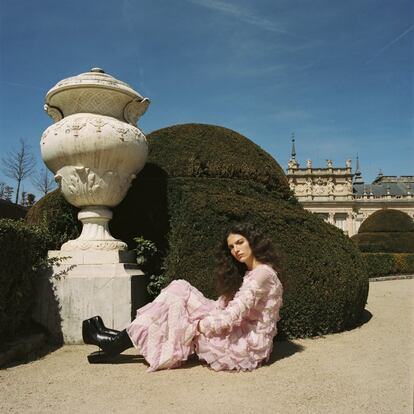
215, 222, 281, 301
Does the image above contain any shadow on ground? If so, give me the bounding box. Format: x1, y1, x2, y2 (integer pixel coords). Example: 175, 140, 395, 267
267, 340, 305, 365
1, 341, 62, 370
354, 309, 373, 328
83, 339, 305, 371
265, 308, 374, 367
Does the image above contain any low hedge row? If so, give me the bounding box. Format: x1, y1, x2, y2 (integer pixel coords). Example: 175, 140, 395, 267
0, 219, 52, 344
362, 253, 414, 278
351, 232, 414, 253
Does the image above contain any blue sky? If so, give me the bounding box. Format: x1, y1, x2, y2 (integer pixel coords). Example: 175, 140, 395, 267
0, 0, 413, 199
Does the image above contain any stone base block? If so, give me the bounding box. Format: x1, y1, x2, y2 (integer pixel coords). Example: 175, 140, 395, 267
33, 250, 150, 344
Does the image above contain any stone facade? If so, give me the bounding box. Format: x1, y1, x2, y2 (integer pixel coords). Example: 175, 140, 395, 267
286, 138, 414, 236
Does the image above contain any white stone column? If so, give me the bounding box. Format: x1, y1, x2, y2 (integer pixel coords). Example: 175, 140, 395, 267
345, 211, 352, 236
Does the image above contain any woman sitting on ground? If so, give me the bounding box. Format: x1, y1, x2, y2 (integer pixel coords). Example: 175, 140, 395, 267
82, 222, 283, 372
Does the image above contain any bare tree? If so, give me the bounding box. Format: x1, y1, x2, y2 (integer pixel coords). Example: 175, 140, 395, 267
1, 139, 36, 204
32, 167, 56, 196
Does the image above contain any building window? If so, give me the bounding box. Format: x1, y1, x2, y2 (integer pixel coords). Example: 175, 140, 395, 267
334, 213, 348, 232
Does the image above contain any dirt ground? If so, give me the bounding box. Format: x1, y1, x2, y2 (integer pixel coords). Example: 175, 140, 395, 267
0, 279, 413, 414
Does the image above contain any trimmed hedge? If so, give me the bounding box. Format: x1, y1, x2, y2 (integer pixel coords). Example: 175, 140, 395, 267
359, 209, 414, 233
0, 219, 52, 344
147, 123, 293, 198
351, 232, 414, 253
26, 123, 369, 339
352, 209, 414, 253
362, 253, 414, 278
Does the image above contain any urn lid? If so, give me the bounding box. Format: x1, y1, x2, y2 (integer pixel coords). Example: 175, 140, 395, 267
44, 68, 150, 125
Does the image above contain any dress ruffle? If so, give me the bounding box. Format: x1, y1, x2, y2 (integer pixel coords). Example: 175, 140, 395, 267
196, 268, 282, 371
127, 280, 215, 372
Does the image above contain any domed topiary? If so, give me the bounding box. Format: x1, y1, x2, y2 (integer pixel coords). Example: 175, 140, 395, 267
146, 123, 291, 197
359, 209, 414, 233
27, 123, 369, 339
352, 209, 414, 253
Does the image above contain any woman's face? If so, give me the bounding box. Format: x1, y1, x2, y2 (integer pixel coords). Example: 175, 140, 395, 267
227, 233, 254, 265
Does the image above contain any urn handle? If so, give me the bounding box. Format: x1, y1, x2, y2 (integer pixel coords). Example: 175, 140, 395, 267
123, 97, 150, 125
44, 104, 63, 123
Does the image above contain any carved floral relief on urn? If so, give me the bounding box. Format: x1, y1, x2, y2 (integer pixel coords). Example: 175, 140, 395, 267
41, 68, 150, 251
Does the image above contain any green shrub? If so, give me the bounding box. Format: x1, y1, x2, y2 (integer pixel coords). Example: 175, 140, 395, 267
146, 123, 293, 198
353, 209, 414, 253
26, 190, 80, 249
26, 123, 369, 339
351, 232, 414, 253
362, 253, 414, 278
359, 209, 414, 233
0, 219, 53, 343
0, 199, 27, 220
134, 236, 166, 296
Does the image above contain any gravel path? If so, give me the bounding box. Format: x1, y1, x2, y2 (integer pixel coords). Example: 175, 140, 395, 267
1, 279, 413, 414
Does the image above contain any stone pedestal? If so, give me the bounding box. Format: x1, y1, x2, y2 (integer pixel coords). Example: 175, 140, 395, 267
33, 250, 150, 344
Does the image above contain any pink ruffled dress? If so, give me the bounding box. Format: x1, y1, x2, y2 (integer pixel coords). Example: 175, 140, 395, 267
126, 264, 283, 372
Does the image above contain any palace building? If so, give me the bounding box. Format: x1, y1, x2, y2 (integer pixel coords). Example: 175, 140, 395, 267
286, 136, 414, 236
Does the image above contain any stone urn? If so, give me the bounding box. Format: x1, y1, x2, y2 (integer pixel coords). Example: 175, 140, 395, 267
41, 68, 150, 251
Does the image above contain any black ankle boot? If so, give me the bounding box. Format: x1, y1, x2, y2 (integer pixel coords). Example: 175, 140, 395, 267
83, 322, 133, 357
87, 350, 115, 364
88, 316, 120, 336
107, 330, 133, 355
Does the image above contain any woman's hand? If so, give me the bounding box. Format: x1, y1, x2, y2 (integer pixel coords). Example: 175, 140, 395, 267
197, 319, 207, 335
